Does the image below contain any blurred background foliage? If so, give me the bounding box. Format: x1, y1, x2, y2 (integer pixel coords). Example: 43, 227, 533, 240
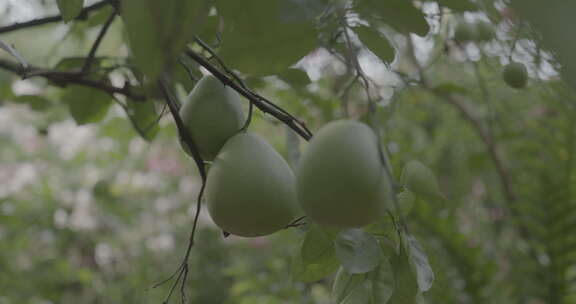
0, 0, 576, 303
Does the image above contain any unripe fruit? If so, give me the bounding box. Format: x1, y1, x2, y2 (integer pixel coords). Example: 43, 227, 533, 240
402, 161, 444, 201
296, 120, 390, 228
502, 62, 528, 89
475, 21, 494, 42
179, 75, 245, 160
206, 132, 299, 237
454, 21, 475, 43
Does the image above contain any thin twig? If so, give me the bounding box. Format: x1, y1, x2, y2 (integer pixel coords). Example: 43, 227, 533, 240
82, 11, 117, 74
0, 0, 113, 34
153, 77, 208, 303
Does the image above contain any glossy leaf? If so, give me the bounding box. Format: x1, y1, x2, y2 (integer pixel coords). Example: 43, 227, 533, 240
334, 228, 382, 274
56, 0, 84, 22
354, 26, 395, 63
63, 85, 112, 125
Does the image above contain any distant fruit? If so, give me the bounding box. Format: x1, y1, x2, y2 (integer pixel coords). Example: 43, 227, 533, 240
402, 161, 444, 201
502, 62, 528, 89
206, 132, 299, 237
296, 120, 390, 228
454, 21, 475, 43
179, 75, 245, 160
475, 21, 494, 42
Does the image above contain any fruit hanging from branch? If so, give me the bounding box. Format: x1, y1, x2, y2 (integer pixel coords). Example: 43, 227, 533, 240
502, 62, 528, 89
179, 75, 245, 160
205, 132, 300, 237
296, 120, 391, 228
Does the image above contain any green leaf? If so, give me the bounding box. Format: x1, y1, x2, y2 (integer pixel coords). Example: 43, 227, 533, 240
301, 225, 337, 264
356, 0, 429, 36
436, 0, 477, 12
332, 267, 368, 304
11, 95, 52, 111
56, 0, 84, 22
404, 233, 434, 292
292, 254, 340, 283
401, 160, 445, 201
216, 0, 317, 76
369, 257, 395, 304
432, 83, 469, 95
397, 190, 415, 217
122, 0, 210, 79
279, 69, 311, 87
389, 239, 418, 304
63, 85, 112, 125
334, 228, 382, 274
354, 26, 395, 63
126, 100, 159, 141
294, 225, 340, 283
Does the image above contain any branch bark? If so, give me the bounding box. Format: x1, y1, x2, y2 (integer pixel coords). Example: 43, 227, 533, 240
0, 58, 145, 101
0, 0, 113, 34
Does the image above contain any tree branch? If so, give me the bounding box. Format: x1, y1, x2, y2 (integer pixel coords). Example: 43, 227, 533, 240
0, 58, 145, 101
0, 0, 113, 35
82, 11, 117, 74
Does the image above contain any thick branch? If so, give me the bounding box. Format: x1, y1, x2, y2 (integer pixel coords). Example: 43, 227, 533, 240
185, 49, 313, 141
0, 58, 145, 101
0, 0, 113, 35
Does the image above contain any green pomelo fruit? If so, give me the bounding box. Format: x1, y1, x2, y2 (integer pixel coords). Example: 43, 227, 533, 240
454, 21, 475, 43
401, 161, 444, 201
179, 75, 245, 160
206, 132, 299, 237
296, 120, 390, 228
474, 21, 494, 42
502, 62, 528, 89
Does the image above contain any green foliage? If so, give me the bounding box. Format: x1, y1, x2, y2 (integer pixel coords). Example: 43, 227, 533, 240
56, 0, 84, 22
334, 228, 382, 274
1, 0, 576, 303
63, 85, 112, 125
